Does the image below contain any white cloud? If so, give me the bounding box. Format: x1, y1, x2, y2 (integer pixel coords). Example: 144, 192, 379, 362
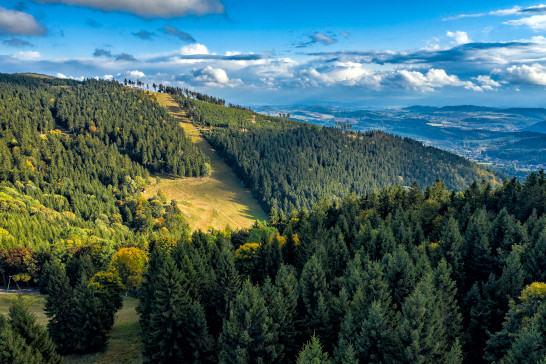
298, 62, 381, 88
56, 73, 67, 79
180, 43, 209, 55
444, 6, 521, 20
0, 6, 46, 35
499, 63, 546, 85
388, 68, 481, 92
13, 51, 41, 60
475, 75, 501, 90
192, 66, 230, 85
38, 0, 224, 18
126, 70, 145, 78
103, 74, 114, 80
446, 31, 471, 45
506, 15, 546, 31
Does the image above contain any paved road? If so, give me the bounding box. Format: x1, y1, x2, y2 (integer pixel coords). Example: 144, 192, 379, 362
0, 288, 41, 295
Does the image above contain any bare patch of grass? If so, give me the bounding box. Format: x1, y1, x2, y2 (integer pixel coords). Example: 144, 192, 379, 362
147, 93, 267, 231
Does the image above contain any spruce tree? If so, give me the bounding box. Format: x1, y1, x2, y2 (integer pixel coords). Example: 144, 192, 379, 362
397, 274, 445, 363
355, 300, 397, 363
44, 260, 73, 354
299, 254, 332, 349
296, 335, 330, 364
439, 216, 464, 291
273, 265, 299, 362
219, 279, 275, 364
0, 314, 40, 364
9, 296, 60, 363
382, 245, 416, 309
432, 259, 462, 349
68, 275, 109, 353
146, 254, 190, 363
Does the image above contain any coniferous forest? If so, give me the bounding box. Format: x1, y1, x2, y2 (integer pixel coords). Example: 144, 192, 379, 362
0, 74, 544, 363
167, 89, 505, 213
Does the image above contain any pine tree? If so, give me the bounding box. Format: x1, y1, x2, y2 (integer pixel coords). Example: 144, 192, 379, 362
68, 275, 109, 353
210, 245, 240, 334
355, 300, 397, 363
299, 254, 332, 349
432, 259, 462, 349
183, 302, 215, 363
0, 314, 40, 364
219, 279, 275, 363
397, 274, 445, 363
137, 248, 164, 360
463, 208, 492, 286
382, 245, 416, 309
9, 296, 60, 363
445, 338, 463, 364
146, 254, 190, 363
522, 228, 546, 283
439, 216, 464, 291
44, 260, 73, 354
296, 335, 330, 364
338, 342, 357, 364
273, 264, 299, 362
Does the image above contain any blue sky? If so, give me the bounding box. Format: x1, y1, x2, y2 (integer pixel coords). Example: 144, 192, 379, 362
2, 0, 546, 107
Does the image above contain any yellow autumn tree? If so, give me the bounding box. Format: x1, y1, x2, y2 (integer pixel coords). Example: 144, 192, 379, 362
110, 247, 148, 291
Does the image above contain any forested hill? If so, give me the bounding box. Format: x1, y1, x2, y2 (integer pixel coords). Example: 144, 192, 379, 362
0, 73, 208, 226
166, 87, 504, 213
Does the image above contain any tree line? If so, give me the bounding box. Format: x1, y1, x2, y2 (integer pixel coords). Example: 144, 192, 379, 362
138, 172, 546, 363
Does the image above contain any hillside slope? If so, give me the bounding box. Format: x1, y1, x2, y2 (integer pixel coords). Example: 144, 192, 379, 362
166, 88, 504, 213
145, 93, 267, 230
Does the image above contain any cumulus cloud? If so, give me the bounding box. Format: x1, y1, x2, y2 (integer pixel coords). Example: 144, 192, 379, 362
176, 66, 242, 87
126, 70, 145, 78
103, 74, 114, 80
180, 43, 209, 55
164, 25, 195, 42
3, 38, 33, 47
0, 6, 46, 35
54, 73, 85, 81
194, 66, 229, 83
475, 75, 501, 90
498, 63, 546, 85
446, 31, 471, 45
387, 68, 481, 92
37, 0, 225, 18
297, 62, 381, 88
506, 15, 546, 31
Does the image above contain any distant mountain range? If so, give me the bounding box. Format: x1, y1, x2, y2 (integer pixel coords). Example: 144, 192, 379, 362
256, 104, 546, 178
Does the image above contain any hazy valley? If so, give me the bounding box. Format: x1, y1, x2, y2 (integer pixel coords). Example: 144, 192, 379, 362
257, 104, 546, 178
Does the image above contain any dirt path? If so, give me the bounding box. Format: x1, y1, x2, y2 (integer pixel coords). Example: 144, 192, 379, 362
146, 93, 267, 231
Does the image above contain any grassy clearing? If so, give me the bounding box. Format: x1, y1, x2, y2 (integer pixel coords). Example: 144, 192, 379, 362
0, 294, 142, 364
148, 93, 267, 231
0, 293, 48, 325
